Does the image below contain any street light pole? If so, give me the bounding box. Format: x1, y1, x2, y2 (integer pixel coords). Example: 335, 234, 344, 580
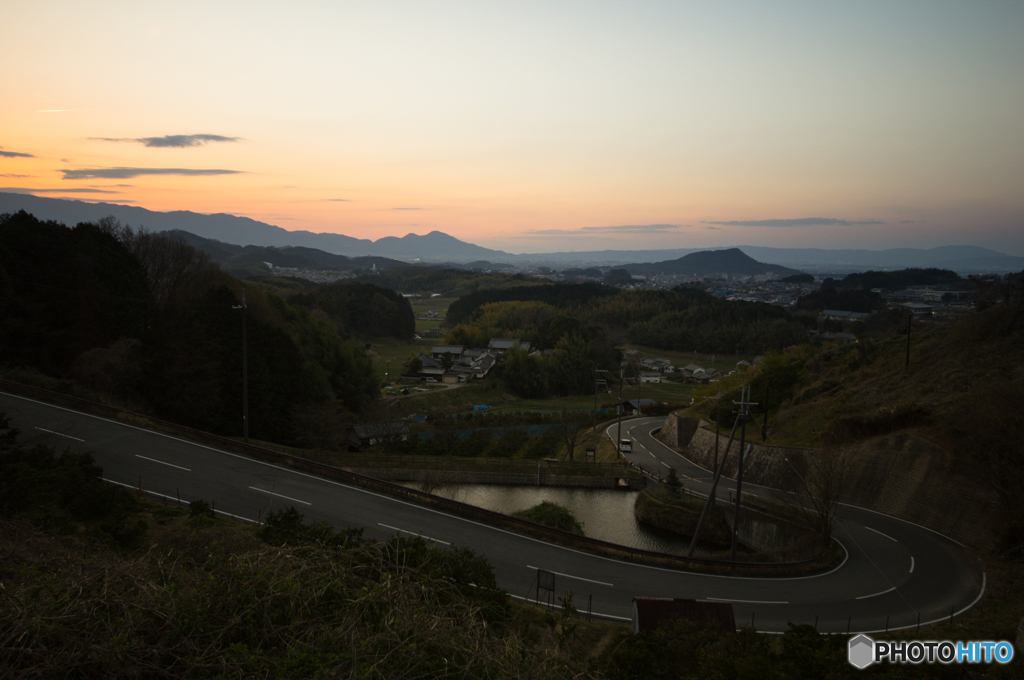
233, 290, 249, 444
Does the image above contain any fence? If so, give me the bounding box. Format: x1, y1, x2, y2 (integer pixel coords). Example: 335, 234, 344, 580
0, 378, 831, 573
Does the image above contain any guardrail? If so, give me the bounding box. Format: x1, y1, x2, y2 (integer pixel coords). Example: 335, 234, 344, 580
0, 379, 830, 573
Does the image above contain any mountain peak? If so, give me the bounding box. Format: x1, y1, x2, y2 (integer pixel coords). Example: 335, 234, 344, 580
625, 248, 802, 277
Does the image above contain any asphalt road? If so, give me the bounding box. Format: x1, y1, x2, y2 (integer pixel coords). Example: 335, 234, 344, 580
2, 392, 985, 633
611, 416, 985, 631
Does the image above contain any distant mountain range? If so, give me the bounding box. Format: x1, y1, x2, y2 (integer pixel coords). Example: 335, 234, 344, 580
0, 193, 505, 262
3, 192, 1021, 274
622, 248, 802, 278
168, 231, 408, 273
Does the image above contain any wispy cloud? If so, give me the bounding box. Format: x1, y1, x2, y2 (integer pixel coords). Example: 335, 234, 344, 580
61, 167, 243, 180
581, 223, 681, 234
0, 187, 122, 194
393, 207, 421, 211
703, 217, 886, 227
0, 148, 34, 158
0, 174, 32, 178
91, 134, 241, 148
899, 220, 916, 224
704, 226, 721, 230
529, 223, 683, 236
324, 198, 350, 202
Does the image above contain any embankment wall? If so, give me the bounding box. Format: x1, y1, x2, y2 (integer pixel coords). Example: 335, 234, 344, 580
660, 414, 1001, 550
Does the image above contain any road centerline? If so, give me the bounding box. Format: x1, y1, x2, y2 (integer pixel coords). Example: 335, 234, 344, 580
135, 454, 191, 472
248, 486, 311, 505
865, 526, 898, 542
35, 426, 84, 442
856, 586, 897, 600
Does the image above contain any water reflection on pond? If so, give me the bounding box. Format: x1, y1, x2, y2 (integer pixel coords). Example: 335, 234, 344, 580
401, 483, 704, 556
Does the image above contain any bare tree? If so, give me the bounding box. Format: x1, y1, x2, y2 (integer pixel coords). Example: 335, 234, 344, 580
556, 408, 589, 462
100, 218, 218, 313
798, 447, 849, 546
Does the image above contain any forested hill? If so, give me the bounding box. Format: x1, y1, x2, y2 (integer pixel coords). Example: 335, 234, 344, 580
795, 268, 969, 313
445, 282, 619, 326
445, 284, 808, 356
290, 282, 415, 340
0, 210, 380, 444
623, 248, 803, 277
823, 267, 966, 291
167, 230, 407, 275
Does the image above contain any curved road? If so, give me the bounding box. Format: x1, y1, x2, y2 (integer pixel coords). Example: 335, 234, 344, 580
2, 393, 984, 633
611, 417, 984, 632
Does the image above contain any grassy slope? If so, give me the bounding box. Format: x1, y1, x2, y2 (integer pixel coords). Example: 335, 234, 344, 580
760, 301, 1024, 449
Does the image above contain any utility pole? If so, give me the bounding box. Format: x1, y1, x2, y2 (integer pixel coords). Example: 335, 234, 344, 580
593, 366, 606, 429
714, 389, 721, 471
761, 382, 770, 442
731, 385, 758, 560
232, 290, 249, 444
905, 313, 912, 369
687, 414, 741, 556
615, 368, 624, 458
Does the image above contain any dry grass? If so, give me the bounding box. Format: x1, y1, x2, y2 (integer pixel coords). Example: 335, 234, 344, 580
752, 302, 1024, 449
0, 513, 587, 679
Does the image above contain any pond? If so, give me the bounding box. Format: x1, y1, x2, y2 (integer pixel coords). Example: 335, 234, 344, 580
400, 482, 719, 557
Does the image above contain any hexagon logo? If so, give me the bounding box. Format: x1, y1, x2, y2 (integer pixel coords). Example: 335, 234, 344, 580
848, 634, 874, 669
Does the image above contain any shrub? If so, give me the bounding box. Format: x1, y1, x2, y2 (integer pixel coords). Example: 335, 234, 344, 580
513, 501, 585, 535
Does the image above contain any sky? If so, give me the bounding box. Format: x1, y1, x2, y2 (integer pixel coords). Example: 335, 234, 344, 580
2, 0, 1023, 255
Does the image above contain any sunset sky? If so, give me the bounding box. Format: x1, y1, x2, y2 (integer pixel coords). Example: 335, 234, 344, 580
2, 1, 1023, 254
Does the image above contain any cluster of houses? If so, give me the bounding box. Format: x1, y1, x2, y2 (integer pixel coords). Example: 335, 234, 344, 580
619, 349, 760, 385
404, 339, 532, 383
623, 350, 675, 384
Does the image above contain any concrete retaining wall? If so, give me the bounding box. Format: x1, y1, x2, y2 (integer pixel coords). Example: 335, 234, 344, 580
353, 468, 646, 490
664, 414, 1001, 550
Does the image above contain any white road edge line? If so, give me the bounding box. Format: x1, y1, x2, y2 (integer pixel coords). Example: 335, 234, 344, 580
379, 523, 450, 546
865, 526, 898, 542
704, 597, 788, 604
909, 556, 915, 573
35, 426, 84, 442
248, 486, 311, 505
526, 565, 613, 587
508, 593, 631, 621
135, 454, 190, 472
856, 586, 897, 600
661, 461, 671, 468
101, 479, 257, 523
